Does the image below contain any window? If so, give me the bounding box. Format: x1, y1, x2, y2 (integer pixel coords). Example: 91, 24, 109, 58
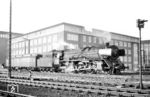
67, 33, 78, 41
25, 41, 28, 47
52, 34, 58, 42
13, 44, 16, 49
47, 45, 52, 51
128, 43, 131, 48
12, 44, 15, 49
15, 44, 18, 49
22, 42, 25, 48
32, 48, 35, 53
16, 44, 18, 49
11, 50, 14, 55
21, 49, 25, 54
15, 50, 18, 55
83, 36, 86, 42
93, 37, 97, 43
124, 42, 127, 47
38, 47, 42, 53
34, 39, 37, 46
128, 49, 131, 55
47, 36, 52, 43
25, 48, 29, 54
21, 42, 23, 48
99, 38, 103, 44
19, 50, 22, 55
0, 34, 3, 38
30, 40, 34, 46
128, 56, 131, 62
88, 36, 92, 43
125, 49, 128, 55
43, 37, 47, 44
119, 41, 123, 47
5, 35, 9, 38
33, 47, 37, 53
38, 38, 42, 45
30, 48, 33, 54
3, 35, 6, 38
19, 42, 22, 48
43, 45, 47, 52
115, 40, 118, 46
124, 56, 127, 62
13, 51, 15, 55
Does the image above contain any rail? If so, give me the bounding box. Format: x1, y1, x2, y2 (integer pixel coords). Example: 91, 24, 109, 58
0, 90, 35, 97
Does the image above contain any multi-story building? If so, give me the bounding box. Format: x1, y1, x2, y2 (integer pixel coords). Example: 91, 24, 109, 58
11, 23, 139, 71
142, 40, 150, 68
0, 31, 22, 65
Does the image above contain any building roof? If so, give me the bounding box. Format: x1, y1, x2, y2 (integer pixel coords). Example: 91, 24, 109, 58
110, 31, 139, 39
11, 22, 139, 40
0, 31, 23, 38
12, 22, 84, 39
142, 40, 150, 43
0, 31, 23, 35
27, 22, 84, 35
0, 31, 23, 39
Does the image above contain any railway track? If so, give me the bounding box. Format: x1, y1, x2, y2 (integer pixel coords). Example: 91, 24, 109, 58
0, 78, 150, 97
1, 71, 150, 89
11, 72, 150, 88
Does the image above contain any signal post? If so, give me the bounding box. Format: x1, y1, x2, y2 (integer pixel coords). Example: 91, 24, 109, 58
137, 19, 148, 89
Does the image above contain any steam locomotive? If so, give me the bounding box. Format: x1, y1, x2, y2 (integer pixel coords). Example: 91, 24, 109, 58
10, 43, 125, 75
36, 44, 125, 74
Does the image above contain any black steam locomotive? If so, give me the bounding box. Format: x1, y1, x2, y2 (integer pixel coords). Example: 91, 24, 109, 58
36, 44, 125, 74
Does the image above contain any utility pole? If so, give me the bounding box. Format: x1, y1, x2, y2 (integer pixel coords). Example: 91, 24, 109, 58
8, 0, 12, 78
137, 19, 148, 89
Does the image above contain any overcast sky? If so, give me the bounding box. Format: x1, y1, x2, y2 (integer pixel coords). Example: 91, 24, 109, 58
0, 0, 150, 40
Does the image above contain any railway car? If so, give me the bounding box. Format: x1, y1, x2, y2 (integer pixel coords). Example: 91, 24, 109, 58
37, 53, 53, 71
10, 55, 36, 70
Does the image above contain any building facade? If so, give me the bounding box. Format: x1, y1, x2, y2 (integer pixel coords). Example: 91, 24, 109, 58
0, 31, 22, 65
11, 23, 139, 71
142, 40, 150, 68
